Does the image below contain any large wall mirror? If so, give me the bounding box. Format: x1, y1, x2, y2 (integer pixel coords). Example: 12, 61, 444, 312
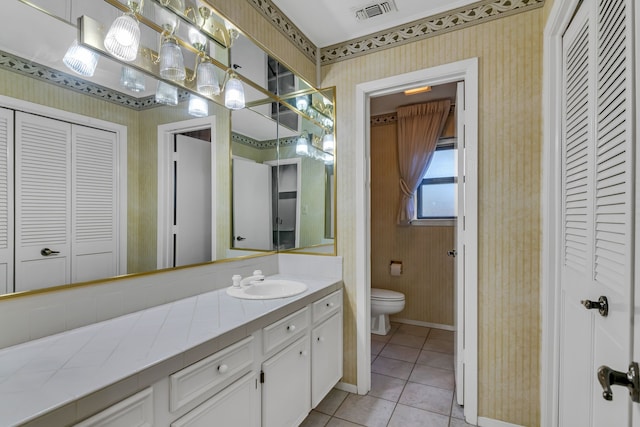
0, 0, 336, 297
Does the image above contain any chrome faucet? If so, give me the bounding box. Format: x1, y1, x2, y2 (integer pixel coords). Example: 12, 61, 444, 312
238, 270, 265, 287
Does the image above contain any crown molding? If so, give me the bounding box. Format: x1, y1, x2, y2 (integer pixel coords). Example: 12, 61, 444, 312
246, 0, 317, 63
320, 0, 544, 64
232, 132, 297, 149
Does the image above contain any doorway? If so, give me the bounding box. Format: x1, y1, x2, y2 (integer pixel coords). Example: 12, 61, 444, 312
354, 58, 479, 424
157, 116, 218, 269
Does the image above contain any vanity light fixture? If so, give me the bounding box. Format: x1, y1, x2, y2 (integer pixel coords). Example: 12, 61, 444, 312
155, 80, 179, 105
188, 94, 208, 117
322, 132, 335, 154
295, 95, 309, 112
296, 133, 310, 156
197, 62, 221, 96
224, 73, 245, 110
219, 21, 240, 48
104, 1, 142, 62
159, 35, 186, 81
120, 66, 146, 92
187, 28, 221, 96
62, 39, 99, 77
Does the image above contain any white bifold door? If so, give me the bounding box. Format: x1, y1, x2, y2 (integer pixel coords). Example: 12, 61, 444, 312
558, 0, 635, 425
14, 112, 118, 292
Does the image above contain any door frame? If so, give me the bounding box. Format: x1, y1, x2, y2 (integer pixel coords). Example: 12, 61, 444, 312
541, 1, 586, 426
157, 116, 217, 269
265, 157, 302, 249
354, 57, 479, 424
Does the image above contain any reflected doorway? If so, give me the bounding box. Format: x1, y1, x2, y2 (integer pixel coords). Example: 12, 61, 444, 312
157, 116, 218, 270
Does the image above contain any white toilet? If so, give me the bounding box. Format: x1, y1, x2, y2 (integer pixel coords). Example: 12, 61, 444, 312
371, 288, 406, 335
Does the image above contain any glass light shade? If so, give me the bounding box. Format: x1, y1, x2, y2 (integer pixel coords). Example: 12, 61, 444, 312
197, 62, 220, 96
224, 76, 245, 110
159, 38, 186, 81
104, 14, 140, 62
322, 133, 335, 154
296, 135, 309, 156
155, 81, 178, 106
63, 40, 99, 77
120, 66, 145, 92
188, 94, 208, 117
295, 96, 309, 111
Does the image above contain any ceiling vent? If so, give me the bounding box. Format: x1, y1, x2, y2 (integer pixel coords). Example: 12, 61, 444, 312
354, 0, 398, 21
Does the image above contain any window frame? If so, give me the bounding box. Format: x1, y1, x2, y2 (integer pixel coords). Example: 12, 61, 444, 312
413, 139, 457, 225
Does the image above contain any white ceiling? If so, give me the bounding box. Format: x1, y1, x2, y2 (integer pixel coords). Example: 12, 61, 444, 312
271, 0, 478, 47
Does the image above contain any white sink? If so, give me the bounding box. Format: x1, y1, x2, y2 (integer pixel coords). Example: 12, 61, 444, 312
226, 279, 308, 300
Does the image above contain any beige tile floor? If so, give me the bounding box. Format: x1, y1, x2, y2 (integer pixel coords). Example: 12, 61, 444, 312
301, 323, 475, 427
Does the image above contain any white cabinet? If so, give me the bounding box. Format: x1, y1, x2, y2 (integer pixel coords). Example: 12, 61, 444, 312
74, 388, 153, 427
66, 288, 342, 427
312, 311, 343, 407
262, 335, 311, 427
311, 290, 343, 407
169, 336, 254, 412
171, 373, 260, 427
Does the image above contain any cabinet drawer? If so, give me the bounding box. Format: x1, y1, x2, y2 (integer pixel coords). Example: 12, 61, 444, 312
170, 336, 253, 412
75, 388, 153, 427
312, 290, 342, 324
263, 307, 309, 355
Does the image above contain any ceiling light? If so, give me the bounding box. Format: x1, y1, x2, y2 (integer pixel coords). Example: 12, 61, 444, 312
104, 11, 141, 62
404, 86, 432, 96
62, 40, 99, 77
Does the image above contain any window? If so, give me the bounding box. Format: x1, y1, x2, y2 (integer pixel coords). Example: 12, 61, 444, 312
416, 142, 457, 220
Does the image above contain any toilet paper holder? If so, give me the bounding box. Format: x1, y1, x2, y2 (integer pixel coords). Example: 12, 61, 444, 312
390, 260, 402, 276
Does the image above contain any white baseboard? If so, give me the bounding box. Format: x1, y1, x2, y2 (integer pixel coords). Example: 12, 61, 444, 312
335, 381, 358, 394
477, 416, 525, 427
389, 317, 455, 331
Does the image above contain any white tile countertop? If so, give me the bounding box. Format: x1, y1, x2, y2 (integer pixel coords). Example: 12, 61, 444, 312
0, 273, 342, 426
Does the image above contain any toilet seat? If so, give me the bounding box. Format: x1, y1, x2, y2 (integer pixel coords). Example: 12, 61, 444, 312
371, 288, 404, 301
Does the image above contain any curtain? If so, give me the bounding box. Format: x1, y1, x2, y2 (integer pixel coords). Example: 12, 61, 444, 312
396, 99, 451, 225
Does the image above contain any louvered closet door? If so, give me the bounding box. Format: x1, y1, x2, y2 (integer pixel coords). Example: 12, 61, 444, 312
559, 0, 635, 425
72, 125, 118, 283
0, 108, 13, 294
15, 112, 71, 292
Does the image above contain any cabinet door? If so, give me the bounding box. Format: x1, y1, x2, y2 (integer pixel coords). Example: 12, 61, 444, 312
0, 108, 13, 294
312, 312, 343, 407
262, 335, 310, 427
171, 373, 259, 427
71, 125, 118, 282
15, 112, 71, 291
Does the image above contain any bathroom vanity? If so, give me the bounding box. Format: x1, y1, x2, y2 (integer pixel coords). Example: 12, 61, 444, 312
0, 270, 342, 427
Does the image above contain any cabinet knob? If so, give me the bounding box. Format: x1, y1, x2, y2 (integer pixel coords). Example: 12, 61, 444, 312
287, 325, 296, 332
317, 336, 325, 342
218, 364, 229, 374
326, 302, 334, 308
299, 350, 308, 357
